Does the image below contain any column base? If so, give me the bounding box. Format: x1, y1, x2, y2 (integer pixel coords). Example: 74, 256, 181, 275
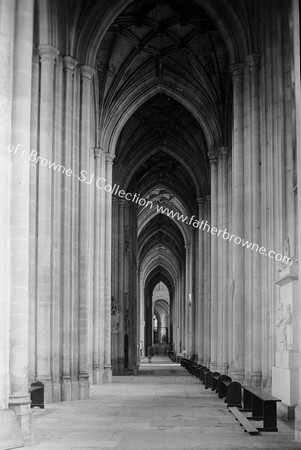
71, 380, 79, 400
210, 362, 218, 372
52, 381, 61, 403
79, 375, 90, 400
93, 366, 101, 384
0, 409, 24, 449
221, 363, 229, 375
103, 364, 112, 383
277, 402, 295, 420
229, 370, 244, 384
61, 377, 72, 401
295, 404, 301, 442
117, 358, 125, 375
9, 395, 32, 444
197, 358, 203, 365
251, 372, 262, 387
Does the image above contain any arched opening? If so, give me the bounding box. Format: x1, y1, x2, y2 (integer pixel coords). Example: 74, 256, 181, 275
4, 0, 301, 444
96, 0, 231, 376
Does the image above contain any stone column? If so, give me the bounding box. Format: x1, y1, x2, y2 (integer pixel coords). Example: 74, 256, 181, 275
61, 56, 77, 400
292, 0, 301, 440
231, 62, 245, 383
111, 196, 118, 374
188, 239, 194, 356
204, 196, 211, 366
221, 147, 229, 374
118, 200, 126, 374
36, 44, 59, 402
88, 148, 95, 382
78, 64, 94, 398
51, 56, 63, 403
217, 152, 223, 370
71, 67, 80, 398
184, 245, 190, 355
175, 281, 180, 352
99, 150, 106, 382
93, 148, 104, 384
181, 269, 185, 352
208, 150, 218, 372
0, 0, 15, 412
104, 153, 115, 382
9, 0, 34, 442
191, 237, 197, 356
144, 286, 152, 350
247, 54, 262, 386
137, 268, 143, 359
197, 198, 205, 364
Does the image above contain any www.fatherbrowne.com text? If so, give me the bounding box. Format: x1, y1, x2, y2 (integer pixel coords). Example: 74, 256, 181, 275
8, 144, 293, 267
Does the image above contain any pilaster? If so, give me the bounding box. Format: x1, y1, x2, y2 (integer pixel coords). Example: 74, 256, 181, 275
208, 150, 218, 372
184, 244, 191, 356
99, 149, 106, 383
9, 1, 35, 442
230, 62, 245, 383
197, 198, 205, 365
104, 153, 115, 382
61, 56, 78, 400
78, 64, 94, 399
220, 147, 229, 375
292, 0, 301, 440
36, 44, 60, 403
118, 199, 126, 374
204, 195, 211, 367
93, 148, 105, 384
248, 53, 262, 386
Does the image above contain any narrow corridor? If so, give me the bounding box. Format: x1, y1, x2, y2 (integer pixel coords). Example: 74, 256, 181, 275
26, 358, 298, 450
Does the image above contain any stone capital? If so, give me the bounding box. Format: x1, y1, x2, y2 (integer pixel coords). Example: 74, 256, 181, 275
38, 44, 60, 64
220, 146, 229, 159
94, 148, 105, 159
63, 55, 78, 72
196, 197, 206, 204
106, 153, 115, 164
80, 64, 95, 81
246, 53, 260, 72
230, 62, 244, 79
118, 198, 126, 207
208, 150, 218, 164
206, 195, 211, 203
197, 197, 205, 216
184, 245, 191, 251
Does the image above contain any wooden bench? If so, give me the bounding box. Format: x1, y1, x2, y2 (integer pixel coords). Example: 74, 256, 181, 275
204, 370, 213, 389
196, 365, 204, 380
176, 353, 186, 368
226, 381, 242, 408
193, 364, 201, 378
201, 368, 211, 384
29, 381, 44, 409
217, 375, 232, 398
199, 366, 208, 382
242, 386, 281, 431
211, 372, 220, 391
228, 406, 259, 435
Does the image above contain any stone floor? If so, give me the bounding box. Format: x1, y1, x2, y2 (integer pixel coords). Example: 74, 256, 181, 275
25, 357, 300, 450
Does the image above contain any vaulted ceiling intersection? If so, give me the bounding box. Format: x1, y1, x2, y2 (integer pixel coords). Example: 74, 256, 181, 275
105, 0, 231, 291
97, 0, 230, 150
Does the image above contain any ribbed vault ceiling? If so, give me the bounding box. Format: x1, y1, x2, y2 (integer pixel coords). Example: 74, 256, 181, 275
96, 0, 231, 293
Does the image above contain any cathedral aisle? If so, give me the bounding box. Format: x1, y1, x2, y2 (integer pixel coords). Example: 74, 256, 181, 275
26, 359, 298, 450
